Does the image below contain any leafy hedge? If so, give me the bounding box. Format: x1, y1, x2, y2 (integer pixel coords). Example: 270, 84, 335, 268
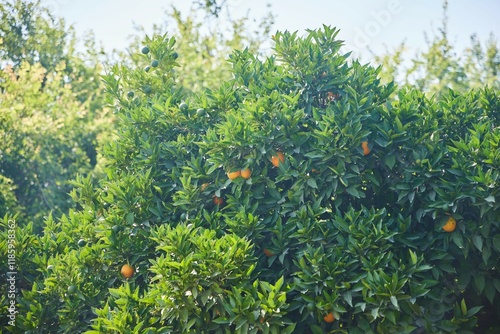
1, 26, 499, 333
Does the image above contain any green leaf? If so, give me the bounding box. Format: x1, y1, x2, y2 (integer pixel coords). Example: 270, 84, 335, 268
485, 281, 496, 304
126, 212, 134, 225
307, 177, 318, 189
416, 264, 432, 272
394, 116, 404, 132
235, 318, 247, 330
200, 290, 211, 306
385, 154, 396, 170
460, 298, 467, 316
282, 325, 296, 334
153, 103, 165, 112
447, 169, 464, 176
452, 232, 464, 249
390, 295, 399, 310
408, 191, 415, 203
310, 325, 324, 334
343, 291, 353, 307
493, 279, 500, 293
346, 186, 362, 198
212, 318, 230, 324
484, 195, 495, 203
186, 318, 197, 330
492, 234, 500, 252
371, 307, 379, 319
437, 320, 460, 331
474, 274, 485, 294
375, 138, 390, 148
438, 262, 456, 273
482, 245, 492, 264
385, 310, 397, 324
409, 249, 417, 265
472, 235, 483, 251
465, 306, 482, 318
304, 152, 324, 159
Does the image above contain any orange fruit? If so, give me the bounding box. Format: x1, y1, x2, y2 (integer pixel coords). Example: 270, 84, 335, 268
121, 264, 134, 279
361, 141, 370, 156
323, 312, 335, 323
213, 196, 224, 206
241, 168, 252, 179
227, 170, 241, 180
271, 152, 285, 167
263, 248, 274, 257
442, 216, 457, 232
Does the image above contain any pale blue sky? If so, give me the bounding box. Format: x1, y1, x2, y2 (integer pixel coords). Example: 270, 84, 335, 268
42, 0, 500, 60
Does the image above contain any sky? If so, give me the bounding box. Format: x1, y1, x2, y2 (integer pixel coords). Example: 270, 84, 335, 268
40, 0, 500, 61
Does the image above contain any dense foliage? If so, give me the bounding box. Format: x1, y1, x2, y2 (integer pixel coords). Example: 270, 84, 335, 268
2, 23, 499, 333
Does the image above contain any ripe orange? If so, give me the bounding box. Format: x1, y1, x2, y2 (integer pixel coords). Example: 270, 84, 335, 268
121, 264, 134, 279
213, 196, 224, 206
227, 170, 241, 180
241, 168, 252, 179
271, 152, 285, 167
361, 141, 370, 156
323, 312, 335, 323
442, 216, 457, 232
263, 248, 274, 257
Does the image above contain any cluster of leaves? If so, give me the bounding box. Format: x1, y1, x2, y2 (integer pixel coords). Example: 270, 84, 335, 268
2, 23, 498, 333
0, 0, 111, 227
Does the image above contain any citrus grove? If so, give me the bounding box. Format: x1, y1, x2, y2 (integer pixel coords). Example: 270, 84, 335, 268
1, 23, 499, 333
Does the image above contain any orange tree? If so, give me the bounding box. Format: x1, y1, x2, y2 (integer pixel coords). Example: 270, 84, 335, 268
2, 26, 499, 333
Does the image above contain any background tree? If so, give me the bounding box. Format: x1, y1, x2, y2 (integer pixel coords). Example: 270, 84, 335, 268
117, 3, 274, 94
0, 0, 111, 227
373, 0, 500, 96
